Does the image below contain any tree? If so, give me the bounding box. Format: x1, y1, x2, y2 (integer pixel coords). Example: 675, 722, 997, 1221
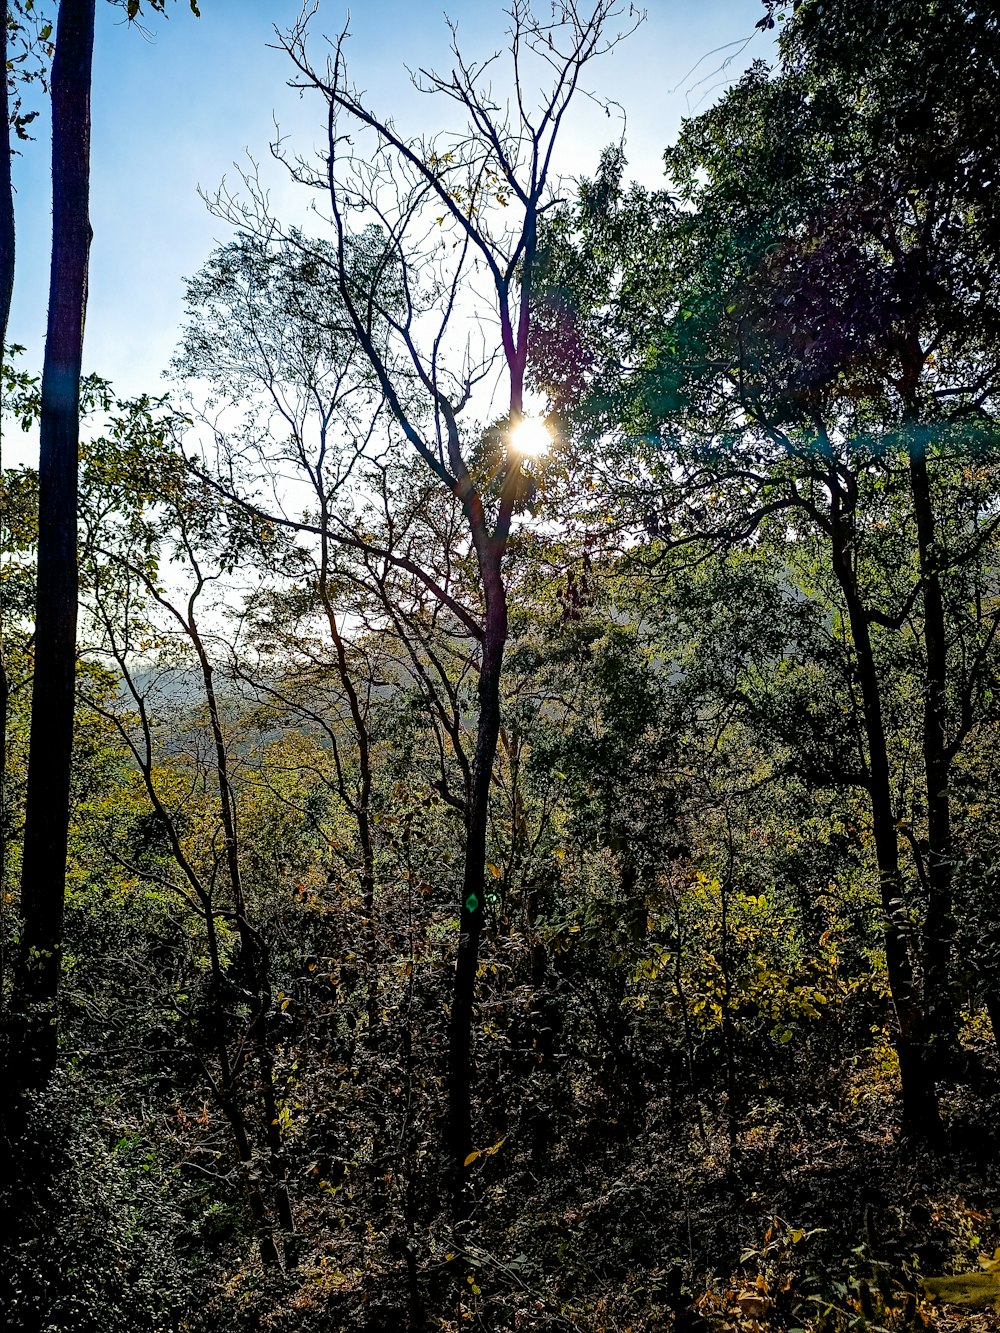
81, 420, 296, 1267
13, 0, 96, 1086
1, 0, 55, 348
201, 0, 638, 1214
531, 0, 1000, 1140
756, 0, 1000, 1073
10, 0, 202, 1089
172, 232, 393, 1028
1, 0, 14, 348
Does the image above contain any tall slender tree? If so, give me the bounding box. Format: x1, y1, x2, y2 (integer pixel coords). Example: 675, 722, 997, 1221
205, 0, 638, 1216
13, 0, 95, 1086
1, 0, 16, 986
1, 0, 14, 349
9, 0, 201, 1088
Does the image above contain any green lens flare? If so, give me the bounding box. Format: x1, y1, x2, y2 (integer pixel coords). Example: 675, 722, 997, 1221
465, 893, 479, 913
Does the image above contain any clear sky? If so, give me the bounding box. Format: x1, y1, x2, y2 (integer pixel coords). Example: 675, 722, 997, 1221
5, 0, 769, 462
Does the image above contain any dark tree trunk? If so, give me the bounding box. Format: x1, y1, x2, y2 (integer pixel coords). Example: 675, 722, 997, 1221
1, 0, 15, 986
985, 992, 1000, 1054
0, 652, 8, 996
448, 544, 507, 1219
829, 483, 942, 1143
908, 439, 959, 1062
317, 535, 376, 1024
14, 0, 95, 1086
0, 0, 13, 348
189, 623, 294, 1258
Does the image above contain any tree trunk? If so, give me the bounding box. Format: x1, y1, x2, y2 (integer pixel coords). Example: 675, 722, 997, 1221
908, 439, 959, 1063
0, 0, 14, 995
829, 489, 942, 1142
189, 623, 294, 1258
317, 535, 376, 1025
14, 0, 95, 1087
985, 991, 1000, 1054
0, 0, 13, 349
448, 544, 507, 1219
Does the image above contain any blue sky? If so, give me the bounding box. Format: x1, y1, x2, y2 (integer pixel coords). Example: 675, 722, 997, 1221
5, 0, 768, 460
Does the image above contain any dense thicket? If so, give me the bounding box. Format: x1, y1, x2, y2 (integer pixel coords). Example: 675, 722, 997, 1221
4, 1, 1000, 1329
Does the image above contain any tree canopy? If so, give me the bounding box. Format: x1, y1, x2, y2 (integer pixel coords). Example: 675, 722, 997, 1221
5, 2, 1000, 1329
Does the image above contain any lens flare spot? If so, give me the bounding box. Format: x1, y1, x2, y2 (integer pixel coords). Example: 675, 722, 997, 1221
509, 416, 550, 457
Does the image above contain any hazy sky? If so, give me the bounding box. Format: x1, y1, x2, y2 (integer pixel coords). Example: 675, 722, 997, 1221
5, 0, 769, 460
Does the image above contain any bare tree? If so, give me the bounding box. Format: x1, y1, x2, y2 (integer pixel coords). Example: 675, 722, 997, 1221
81, 435, 295, 1267
205, 0, 639, 1214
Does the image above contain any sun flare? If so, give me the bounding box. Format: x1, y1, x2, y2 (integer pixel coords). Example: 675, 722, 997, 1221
509, 416, 551, 458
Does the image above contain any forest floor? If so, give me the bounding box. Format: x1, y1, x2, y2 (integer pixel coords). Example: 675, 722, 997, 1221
426, 1022, 1000, 1332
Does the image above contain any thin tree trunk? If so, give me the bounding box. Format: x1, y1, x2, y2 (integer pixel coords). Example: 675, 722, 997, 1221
448, 546, 507, 1219
215, 1076, 282, 1270
188, 619, 294, 1257
985, 991, 1000, 1054
0, 653, 8, 999
908, 439, 959, 1063
14, 0, 95, 1087
829, 493, 942, 1142
1, 0, 16, 1000
107, 601, 287, 1267
718, 857, 739, 1162
316, 527, 376, 1024
0, 0, 13, 349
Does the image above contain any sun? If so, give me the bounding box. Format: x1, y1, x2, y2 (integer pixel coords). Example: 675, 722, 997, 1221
509, 415, 551, 458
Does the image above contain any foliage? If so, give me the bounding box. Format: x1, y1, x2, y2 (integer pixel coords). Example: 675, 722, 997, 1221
7, 2, 1000, 1330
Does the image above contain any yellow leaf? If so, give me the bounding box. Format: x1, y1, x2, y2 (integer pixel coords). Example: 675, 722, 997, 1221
486, 863, 502, 879
463, 1150, 481, 1167
923, 1272, 1000, 1309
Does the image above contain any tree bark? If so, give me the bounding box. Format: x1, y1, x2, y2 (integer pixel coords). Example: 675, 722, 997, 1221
316, 524, 376, 1023
829, 478, 942, 1142
448, 544, 507, 1219
0, 0, 15, 992
908, 438, 959, 1063
187, 615, 294, 1258
14, 0, 95, 1086
0, 0, 13, 349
